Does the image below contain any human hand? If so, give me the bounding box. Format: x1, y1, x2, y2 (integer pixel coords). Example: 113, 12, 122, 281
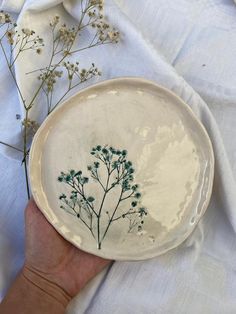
23, 199, 111, 298
0, 200, 111, 313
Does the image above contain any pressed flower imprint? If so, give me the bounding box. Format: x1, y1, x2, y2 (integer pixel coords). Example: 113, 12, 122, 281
58, 145, 148, 249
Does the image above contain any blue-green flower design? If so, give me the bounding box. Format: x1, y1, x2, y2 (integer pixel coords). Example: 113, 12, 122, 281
58, 145, 148, 249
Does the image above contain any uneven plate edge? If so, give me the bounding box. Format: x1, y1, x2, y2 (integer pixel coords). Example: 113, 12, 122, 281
29, 77, 215, 261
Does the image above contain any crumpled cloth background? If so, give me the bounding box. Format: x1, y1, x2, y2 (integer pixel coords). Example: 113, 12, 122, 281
1, 0, 236, 313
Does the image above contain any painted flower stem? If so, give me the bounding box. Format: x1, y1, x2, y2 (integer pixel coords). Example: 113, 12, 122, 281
99, 188, 123, 247
96, 165, 111, 249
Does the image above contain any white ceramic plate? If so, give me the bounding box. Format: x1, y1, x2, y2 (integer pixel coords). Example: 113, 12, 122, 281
29, 77, 214, 261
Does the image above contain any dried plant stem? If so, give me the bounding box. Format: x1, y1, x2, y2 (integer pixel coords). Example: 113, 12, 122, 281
23, 110, 30, 198
0, 141, 23, 152
0, 3, 120, 199
0, 40, 31, 198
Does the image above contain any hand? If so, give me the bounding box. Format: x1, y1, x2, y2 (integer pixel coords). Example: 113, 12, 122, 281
0, 200, 111, 314
24, 199, 111, 298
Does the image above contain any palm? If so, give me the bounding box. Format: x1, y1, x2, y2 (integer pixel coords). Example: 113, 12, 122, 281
25, 200, 111, 296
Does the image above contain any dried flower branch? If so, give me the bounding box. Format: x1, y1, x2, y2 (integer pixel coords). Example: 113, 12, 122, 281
58, 145, 148, 249
0, 2, 120, 199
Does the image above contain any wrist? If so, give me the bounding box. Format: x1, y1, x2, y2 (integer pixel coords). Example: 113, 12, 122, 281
0, 268, 71, 314
22, 265, 72, 308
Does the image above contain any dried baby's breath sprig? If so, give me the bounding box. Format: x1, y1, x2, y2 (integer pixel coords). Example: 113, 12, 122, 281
1, 25, 44, 69
49, 15, 60, 27
38, 61, 101, 114
89, 0, 104, 8
11, 29, 44, 65
22, 118, 39, 134
58, 24, 76, 52
6, 29, 15, 45
38, 69, 63, 92
0, 2, 120, 199
0, 11, 11, 25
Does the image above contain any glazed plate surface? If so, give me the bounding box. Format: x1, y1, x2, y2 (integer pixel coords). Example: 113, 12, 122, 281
29, 78, 214, 260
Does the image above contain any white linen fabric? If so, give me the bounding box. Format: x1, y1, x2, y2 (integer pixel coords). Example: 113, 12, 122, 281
1, 0, 236, 313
